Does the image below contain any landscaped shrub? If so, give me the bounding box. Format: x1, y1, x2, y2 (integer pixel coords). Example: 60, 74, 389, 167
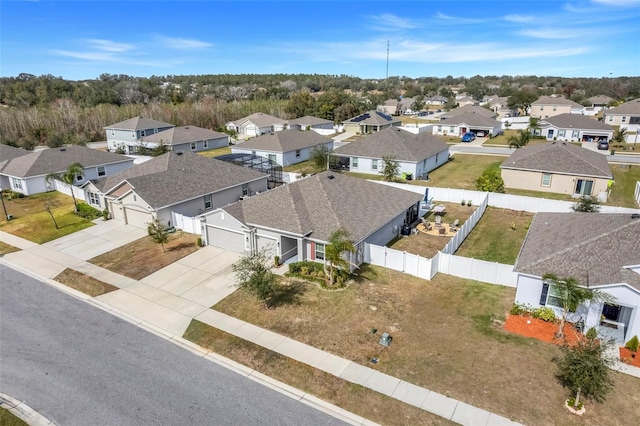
509, 302, 531, 316
531, 307, 556, 322
586, 327, 598, 340
4, 190, 25, 200
75, 203, 102, 220
287, 260, 350, 287
625, 335, 639, 353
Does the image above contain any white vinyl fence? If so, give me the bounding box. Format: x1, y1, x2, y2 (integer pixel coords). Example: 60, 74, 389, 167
52, 180, 86, 202
171, 212, 199, 234
635, 181, 640, 207
365, 243, 436, 280
437, 253, 518, 287
442, 193, 488, 255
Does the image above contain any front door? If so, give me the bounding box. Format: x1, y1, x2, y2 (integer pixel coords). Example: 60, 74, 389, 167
547, 129, 554, 139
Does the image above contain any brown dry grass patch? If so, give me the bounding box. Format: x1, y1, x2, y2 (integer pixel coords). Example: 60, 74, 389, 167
0, 241, 20, 255
183, 320, 453, 426
214, 265, 640, 425
89, 232, 199, 280
54, 268, 119, 297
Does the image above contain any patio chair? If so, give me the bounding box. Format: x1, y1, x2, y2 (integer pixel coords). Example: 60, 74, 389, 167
449, 219, 460, 232
439, 226, 447, 235
435, 215, 442, 226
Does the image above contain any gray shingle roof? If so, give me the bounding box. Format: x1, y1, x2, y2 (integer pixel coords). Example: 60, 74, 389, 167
221, 171, 423, 243
233, 129, 331, 153
605, 98, 640, 115
288, 115, 334, 127
140, 126, 228, 145
588, 95, 613, 105
344, 110, 401, 126
439, 112, 501, 128
500, 142, 612, 178
514, 213, 640, 290
103, 116, 174, 131
538, 113, 614, 131
229, 112, 287, 127
0, 145, 30, 173
333, 127, 449, 162
440, 105, 495, 119
100, 151, 267, 209
1, 146, 133, 178
531, 95, 583, 108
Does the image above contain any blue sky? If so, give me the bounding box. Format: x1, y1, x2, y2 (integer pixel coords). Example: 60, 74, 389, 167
2, 0, 639, 80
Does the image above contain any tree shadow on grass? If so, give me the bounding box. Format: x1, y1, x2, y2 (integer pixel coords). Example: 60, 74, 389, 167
167, 242, 196, 252
270, 280, 308, 308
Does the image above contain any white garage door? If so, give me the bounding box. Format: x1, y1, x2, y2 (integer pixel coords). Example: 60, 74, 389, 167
256, 235, 277, 256
125, 208, 153, 229
207, 226, 245, 253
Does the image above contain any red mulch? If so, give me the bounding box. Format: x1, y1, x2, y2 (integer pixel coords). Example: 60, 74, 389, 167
619, 347, 640, 367
504, 315, 583, 346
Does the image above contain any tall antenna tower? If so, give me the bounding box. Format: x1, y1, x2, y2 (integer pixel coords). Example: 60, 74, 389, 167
386, 40, 390, 79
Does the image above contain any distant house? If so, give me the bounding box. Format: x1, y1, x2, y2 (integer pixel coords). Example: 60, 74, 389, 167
455, 96, 479, 107
331, 127, 449, 179
231, 129, 333, 167
83, 151, 268, 229
425, 95, 447, 106
225, 113, 287, 139
588, 95, 613, 109
535, 114, 614, 143
439, 105, 496, 120
199, 171, 423, 264
500, 141, 613, 199
0, 145, 30, 190
603, 98, 640, 132
287, 115, 334, 135
139, 125, 229, 153
377, 98, 415, 116
342, 110, 401, 135
433, 112, 502, 137
0, 145, 134, 196
513, 212, 640, 345
486, 96, 518, 118
530, 95, 584, 118
104, 116, 175, 154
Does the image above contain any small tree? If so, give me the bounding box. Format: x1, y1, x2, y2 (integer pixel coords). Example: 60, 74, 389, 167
507, 130, 530, 149
232, 249, 278, 308
556, 329, 615, 408
45, 162, 84, 213
309, 144, 331, 171
381, 155, 400, 182
542, 273, 615, 339
476, 167, 505, 193
43, 199, 60, 229
147, 218, 169, 252
572, 195, 600, 212
323, 229, 357, 286
613, 127, 626, 148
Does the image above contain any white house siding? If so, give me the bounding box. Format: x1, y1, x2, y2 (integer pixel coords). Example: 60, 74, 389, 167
109, 191, 154, 228
347, 151, 447, 179
280, 142, 333, 167
201, 209, 247, 252
540, 127, 612, 142
171, 137, 229, 153
107, 127, 173, 151
365, 208, 417, 247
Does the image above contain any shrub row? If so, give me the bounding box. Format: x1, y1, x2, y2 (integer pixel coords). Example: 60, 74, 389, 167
287, 260, 350, 286
510, 302, 557, 323
75, 203, 102, 220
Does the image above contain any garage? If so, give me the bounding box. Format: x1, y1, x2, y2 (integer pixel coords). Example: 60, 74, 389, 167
124, 207, 153, 229
256, 234, 278, 256
206, 225, 245, 253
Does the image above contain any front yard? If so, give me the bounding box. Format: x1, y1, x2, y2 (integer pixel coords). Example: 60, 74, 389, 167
212, 266, 640, 425
0, 192, 96, 243
608, 163, 640, 208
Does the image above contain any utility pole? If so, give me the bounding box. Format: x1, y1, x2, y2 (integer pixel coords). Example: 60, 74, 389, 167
386, 40, 389, 80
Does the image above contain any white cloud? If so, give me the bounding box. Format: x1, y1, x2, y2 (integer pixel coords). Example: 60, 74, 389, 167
519, 28, 589, 39
85, 39, 133, 53
591, 0, 640, 6
156, 36, 213, 50
50, 50, 116, 61
367, 13, 419, 30
435, 12, 486, 24
503, 14, 534, 23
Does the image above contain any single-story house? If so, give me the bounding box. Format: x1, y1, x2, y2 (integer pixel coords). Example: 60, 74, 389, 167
513, 212, 640, 344
230, 129, 333, 167
425, 95, 447, 106
287, 115, 334, 135
530, 95, 584, 119
0, 144, 31, 190
331, 127, 449, 179
604, 98, 640, 132
433, 112, 502, 137
139, 126, 229, 152
439, 105, 497, 121
104, 116, 175, 154
0, 145, 134, 196
226, 112, 287, 139
588, 95, 613, 109
486, 96, 518, 118
377, 99, 401, 115
500, 141, 613, 199
82, 151, 268, 228
535, 113, 614, 143
342, 110, 401, 135
199, 171, 423, 265
455, 96, 479, 107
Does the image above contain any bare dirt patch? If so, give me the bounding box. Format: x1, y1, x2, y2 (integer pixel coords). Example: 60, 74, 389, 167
54, 268, 118, 297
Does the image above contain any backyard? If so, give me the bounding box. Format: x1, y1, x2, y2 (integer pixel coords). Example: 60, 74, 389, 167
0, 192, 96, 243
426, 154, 506, 189
608, 163, 640, 208
197, 145, 232, 158
211, 266, 640, 425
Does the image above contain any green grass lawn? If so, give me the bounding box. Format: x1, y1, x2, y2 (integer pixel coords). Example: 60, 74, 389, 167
197, 145, 232, 158
0, 192, 95, 243
608, 164, 640, 208
504, 188, 573, 201
427, 154, 506, 189
0, 408, 28, 426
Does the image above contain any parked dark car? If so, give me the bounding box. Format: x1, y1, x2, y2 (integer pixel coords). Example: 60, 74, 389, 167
597, 140, 610, 150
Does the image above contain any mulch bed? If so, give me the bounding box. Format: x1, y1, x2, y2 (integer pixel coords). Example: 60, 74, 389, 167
619, 348, 640, 367
504, 315, 583, 346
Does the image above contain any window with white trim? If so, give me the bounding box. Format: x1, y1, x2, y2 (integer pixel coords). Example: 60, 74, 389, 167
191, 142, 196, 150
622, 116, 627, 123
12, 177, 22, 190
371, 159, 378, 171
352, 158, 358, 167
315, 243, 325, 261
97, 166, 106, 177
541, 173, 551, 187
572, 130, 579, 138
575, 179, 594, 196
204, 194, 212, 209
203, 140, 208, 149
154, 128, 158, 134
242, 183, 248, 196
540, 282, 564, 308
295, 149, 301, 157
75, 174, 83, 182
140, 130, 146, 137
88, 192, 101, 207
558, 130, 565, 137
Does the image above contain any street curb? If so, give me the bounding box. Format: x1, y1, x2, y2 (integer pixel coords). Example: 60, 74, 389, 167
0, 393, 57, 426
0, 258, 375, 426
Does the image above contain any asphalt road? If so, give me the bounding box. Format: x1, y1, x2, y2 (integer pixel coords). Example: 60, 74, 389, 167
0, 265, 346, 426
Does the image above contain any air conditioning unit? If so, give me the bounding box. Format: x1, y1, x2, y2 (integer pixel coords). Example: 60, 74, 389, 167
239, 196, 249, 201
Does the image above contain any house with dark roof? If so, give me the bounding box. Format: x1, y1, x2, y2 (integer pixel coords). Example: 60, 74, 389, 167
342, 110, 401, 135
513, 212, 640, 344
500, 142, 613, 199
376, 98, 415, 116
225, 112, 287, 139
0, 146, 134, 196
536, 113, 614, 143
439, 105, 496, 120
530, 95, 584, 119
425, 95, 447, 106
0, 145, 30, 190
603, 98, 640, 131
140, 125, 229, 153
83, 151, 268, 228
199, 171, 423, 264
230, 129, 333, 167
433, 112, 502, 137
287, 115, 334, 134
331, 127, 449, 179
104, 116, 175, 154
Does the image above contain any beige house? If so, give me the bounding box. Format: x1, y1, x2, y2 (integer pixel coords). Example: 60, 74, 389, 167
603, 98, 640, 131
500, 141, 613, 200
530, 95, 584, 118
